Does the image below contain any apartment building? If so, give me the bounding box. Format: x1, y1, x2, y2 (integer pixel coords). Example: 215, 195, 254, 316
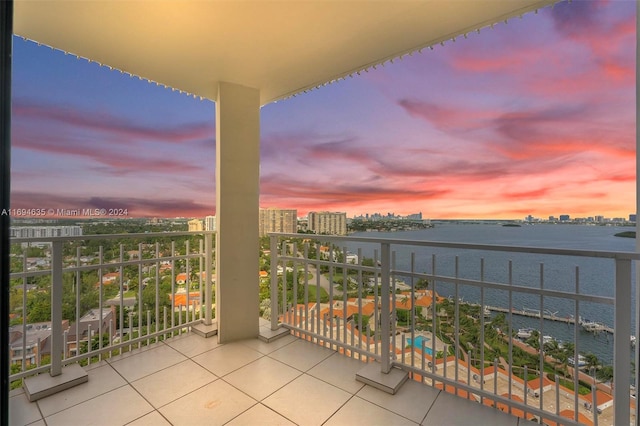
259, 208, 297, 237
10, 226, 82, 238
307, 211, 347, 235
204, 215, 216, 232
188, 219, 204, 232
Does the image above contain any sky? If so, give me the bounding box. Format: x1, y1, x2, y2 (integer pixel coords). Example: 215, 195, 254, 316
9, 0, 637, 220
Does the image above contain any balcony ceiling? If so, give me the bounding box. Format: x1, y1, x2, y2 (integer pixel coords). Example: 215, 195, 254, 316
14, 0, 557, 105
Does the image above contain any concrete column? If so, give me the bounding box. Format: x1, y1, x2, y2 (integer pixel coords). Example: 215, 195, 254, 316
215, 82, 260, 342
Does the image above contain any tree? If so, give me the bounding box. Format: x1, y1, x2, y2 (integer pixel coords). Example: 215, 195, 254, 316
26, 290, 51, 323
415, 278, 429, 290
396, 309, 411, 325
79, 333, 110, 354
491, 313, 507, 335
352, 313, 370, 334
597, 365, 613, 383
525, 330, 540, 350
584, 352, 599, 384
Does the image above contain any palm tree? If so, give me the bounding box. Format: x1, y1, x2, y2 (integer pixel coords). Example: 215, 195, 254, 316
555, 349, 569, 377
584, 352, 600, 385
596, 365, 613, 383
491, 313, 507, 335
526, 330, 541, 350
560, 342, 575, 379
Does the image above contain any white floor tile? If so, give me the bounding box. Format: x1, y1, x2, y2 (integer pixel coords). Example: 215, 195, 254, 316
224, 356, 301, 401
36, 364, 127, 417
164, 333, 222, 358
131, 359, 217, 408
239, 334, 297, 355
9, 392, 42, 426
159, 380, 256, 426
422, 390, 519, 426
268, 339, 335, 372
226, 403, 296, 426
325, 396, 418, 426
108, 342, 186, 382
357, 380, 439, 423
307, 352, 367, 393
192, 342, 263, 377
44, 386, 154, 426
126, 411, 172, 426
263, 374, 351, 426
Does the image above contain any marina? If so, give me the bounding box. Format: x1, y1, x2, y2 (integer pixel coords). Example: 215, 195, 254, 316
484, 305, 615, 334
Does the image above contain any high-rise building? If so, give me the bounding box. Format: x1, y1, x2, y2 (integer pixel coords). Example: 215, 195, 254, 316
307, 211, 347, 235
204, 215, 217, 231
188, 219, 204, 232
10, 226, 83, 238
259, 208, 297, 237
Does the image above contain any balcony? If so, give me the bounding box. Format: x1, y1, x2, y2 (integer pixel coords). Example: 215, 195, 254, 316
7, 231, 639, 425
11, 322, 535, 426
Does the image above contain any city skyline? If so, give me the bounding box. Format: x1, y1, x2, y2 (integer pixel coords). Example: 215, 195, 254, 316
9, 0, 636, 220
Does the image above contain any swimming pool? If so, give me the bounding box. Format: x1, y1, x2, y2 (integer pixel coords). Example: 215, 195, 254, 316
406, 336, 433, 355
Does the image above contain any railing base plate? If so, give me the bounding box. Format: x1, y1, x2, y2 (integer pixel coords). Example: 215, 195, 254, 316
355, 363, 409, 395
258, 325, 290, 343
23, 363, 88, 402
356, 362, 409, 395
192, 321, 218, 338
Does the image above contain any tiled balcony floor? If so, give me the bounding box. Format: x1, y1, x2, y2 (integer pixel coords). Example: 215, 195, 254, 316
9, 330, 532, 426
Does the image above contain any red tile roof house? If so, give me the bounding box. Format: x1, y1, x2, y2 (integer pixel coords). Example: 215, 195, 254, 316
169, 292, 202, 312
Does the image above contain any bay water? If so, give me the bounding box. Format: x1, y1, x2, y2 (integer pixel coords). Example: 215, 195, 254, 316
347, 223, 637, 365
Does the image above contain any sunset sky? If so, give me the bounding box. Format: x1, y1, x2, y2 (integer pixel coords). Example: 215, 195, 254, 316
10, 0, 636, 220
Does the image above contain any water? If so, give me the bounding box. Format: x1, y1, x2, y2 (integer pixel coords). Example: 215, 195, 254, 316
346, 224, 637, 365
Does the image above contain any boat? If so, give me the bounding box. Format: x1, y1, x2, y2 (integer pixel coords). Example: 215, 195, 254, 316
542, 335, 555, 345
631, 335, 636, 347
483, 306, 491, 318
517, 328, 535, 339
568, 354, 587, 368
579, 317, 603, 332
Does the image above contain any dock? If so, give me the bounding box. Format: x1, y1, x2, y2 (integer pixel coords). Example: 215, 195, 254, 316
484, 305, 614, 334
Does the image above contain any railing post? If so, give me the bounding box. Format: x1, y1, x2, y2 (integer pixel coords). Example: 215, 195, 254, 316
204, 232, 213, 325
380, 242, 391, 374
270, 235, 279, 331
614, 258, 631, 426
50, 240, 63, 377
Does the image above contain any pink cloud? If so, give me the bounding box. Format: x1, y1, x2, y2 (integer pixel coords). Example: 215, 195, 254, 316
10, 191, 214, 218
13, 99, 214, 144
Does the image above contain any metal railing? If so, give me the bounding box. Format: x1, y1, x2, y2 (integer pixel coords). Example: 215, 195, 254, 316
8, 231, 215, 385
269, 233, 639, 426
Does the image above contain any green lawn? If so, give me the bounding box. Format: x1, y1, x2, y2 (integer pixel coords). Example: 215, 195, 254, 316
304, 285, 329, 303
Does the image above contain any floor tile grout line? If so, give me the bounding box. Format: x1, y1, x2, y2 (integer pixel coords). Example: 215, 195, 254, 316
122, 408, 174, 426
31, 394, 46, 426
267, 340, 338, 373
220, 401, 261, 426
123, 364, 222, 425
190, 346, 266, 377
419, 388, 442, 425
319, 393, 359, 426
354, 384, 437, 425
35, 362, 129, 421
38, 383, 135, 425
219, 363, 303, 403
